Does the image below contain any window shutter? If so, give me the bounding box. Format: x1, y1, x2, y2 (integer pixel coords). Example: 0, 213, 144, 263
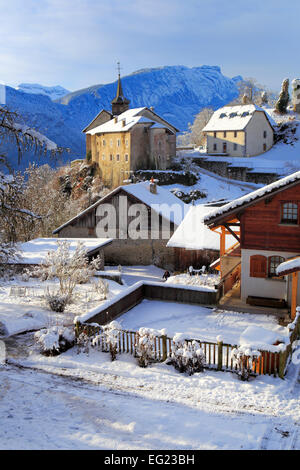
250, 255, 267, 278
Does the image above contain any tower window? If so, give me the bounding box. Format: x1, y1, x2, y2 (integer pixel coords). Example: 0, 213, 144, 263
116, 154, 120, 162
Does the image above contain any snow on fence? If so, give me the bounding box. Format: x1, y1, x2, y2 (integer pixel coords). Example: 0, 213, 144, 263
74, 321, 298, 378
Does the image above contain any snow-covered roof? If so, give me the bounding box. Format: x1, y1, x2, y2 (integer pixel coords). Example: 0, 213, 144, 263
202, 104, 276, 132
276, 256, 300, 276
167, 205, 236, 251
204, 170, 300, 225
8, 238, 113, 265
53, 182, 189, 234
86, 107, 174, 135
122, 182, 188, 225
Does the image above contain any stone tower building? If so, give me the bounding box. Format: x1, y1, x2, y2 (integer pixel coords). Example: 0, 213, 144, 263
83, 69, 178, 188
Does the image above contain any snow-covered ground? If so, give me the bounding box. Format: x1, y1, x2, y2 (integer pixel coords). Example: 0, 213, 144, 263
1, 340, 299, 450
118, 299, 288, 347
107, 265, 166, 286
0, 276, 126, 337
164, 167, 261, 204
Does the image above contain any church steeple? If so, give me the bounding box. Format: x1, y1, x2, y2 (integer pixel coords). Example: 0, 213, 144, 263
111, 62, 130, 116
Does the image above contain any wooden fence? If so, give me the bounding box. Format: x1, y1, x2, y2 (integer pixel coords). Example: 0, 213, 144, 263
75, 321, 287, 378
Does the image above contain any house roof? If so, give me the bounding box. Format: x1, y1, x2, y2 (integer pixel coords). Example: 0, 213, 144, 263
82, 109, 113, 133
204, 170, 300, 227
53, 182, 189, 234
276, 256, 300, 276
167, 205, 236, 251
85, 107, 177, 135
202, 104, 276, 132
7, 238, 113, 265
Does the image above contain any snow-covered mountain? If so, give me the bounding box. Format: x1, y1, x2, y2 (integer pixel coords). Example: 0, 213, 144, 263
16, 83, 70, 101
4, 65, 240, 170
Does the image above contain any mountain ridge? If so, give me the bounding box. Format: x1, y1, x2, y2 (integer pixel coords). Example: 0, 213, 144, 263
4, 65, 240, 171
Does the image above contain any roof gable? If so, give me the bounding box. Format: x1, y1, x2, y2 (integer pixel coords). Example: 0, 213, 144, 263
82, 109, 113, 133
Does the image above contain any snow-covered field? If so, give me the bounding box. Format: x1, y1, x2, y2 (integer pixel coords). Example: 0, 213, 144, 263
164, 167, 260, 204
1, 341, 299, 450
0, 276, 126, 337
118, 299, 288, 347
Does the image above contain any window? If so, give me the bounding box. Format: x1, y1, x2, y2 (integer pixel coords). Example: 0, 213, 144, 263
234, 131, 237, 138
125, 154, 129, 162
214, 132, 217, 138
125, 139, 129, 147
110, 139, 113, 148
263, 130, 267, 138
233, 143, 237, 151
224, 131, 227, 138
116, 154, 120, 162
102, 139, 106, 146
213, 143, 217, 151
110, 154, 113, 161
102, 154, 105, 161
268, 256, 285, 277
250, 255, 267, 278
117, 139, 120, 147
263, 143, 267, 151
281, 202, 298, 224
223, 142, 227, 153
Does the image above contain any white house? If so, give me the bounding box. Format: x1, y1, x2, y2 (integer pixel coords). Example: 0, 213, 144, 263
203, 104, 275, 157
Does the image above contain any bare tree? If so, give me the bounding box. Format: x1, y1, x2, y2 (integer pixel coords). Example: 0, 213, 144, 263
0, 105, 65, 261
177, 107, 214, 147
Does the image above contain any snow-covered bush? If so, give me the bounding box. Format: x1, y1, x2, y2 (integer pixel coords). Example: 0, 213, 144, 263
171, 333, 205, 375
45, 289, 69, 312
35, 326, 75, 356
102, 320, 122, 361
135, 327, 157, 367
32, 240, 102, 301
93, 278, 109, 300
231, 346, 260, 381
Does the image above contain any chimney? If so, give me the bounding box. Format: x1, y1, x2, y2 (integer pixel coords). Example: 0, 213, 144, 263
149, 176, 157, 194
122, 119, 126, 127
114, 117, 118, 123
150, 106, 154, 112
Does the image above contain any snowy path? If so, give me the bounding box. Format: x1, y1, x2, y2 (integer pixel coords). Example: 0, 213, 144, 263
0, 365, 281, 450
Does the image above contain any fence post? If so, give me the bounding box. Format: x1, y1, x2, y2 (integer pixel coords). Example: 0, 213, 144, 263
75, 321, 81, 339
279, 349, 287, 379
161, 335, 167, 361
217, 340, 223, 371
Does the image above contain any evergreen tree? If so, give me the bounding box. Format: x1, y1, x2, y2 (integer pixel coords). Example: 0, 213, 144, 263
275, 79, 290, 114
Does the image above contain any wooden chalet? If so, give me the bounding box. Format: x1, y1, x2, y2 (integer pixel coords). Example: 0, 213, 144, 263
204, 171, 300, 318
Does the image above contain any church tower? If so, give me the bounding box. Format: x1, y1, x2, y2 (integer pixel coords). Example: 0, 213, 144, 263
111, 63, 130, 116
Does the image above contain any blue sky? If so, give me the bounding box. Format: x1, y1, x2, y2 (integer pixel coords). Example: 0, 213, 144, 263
1, 0, 299, 92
